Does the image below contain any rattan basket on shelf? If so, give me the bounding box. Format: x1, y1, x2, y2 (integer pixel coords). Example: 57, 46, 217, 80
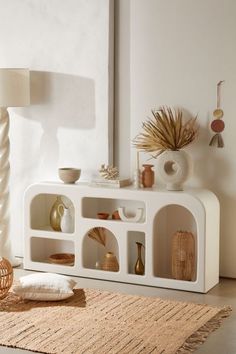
0, 258, 13, 299
101, 252, 119, 272
171, 231, 195, 281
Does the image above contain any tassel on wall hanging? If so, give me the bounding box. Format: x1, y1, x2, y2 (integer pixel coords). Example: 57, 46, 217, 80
209, 80, 225, 147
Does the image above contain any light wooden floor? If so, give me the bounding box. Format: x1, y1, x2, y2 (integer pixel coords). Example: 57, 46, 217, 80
0, 267, 235, 354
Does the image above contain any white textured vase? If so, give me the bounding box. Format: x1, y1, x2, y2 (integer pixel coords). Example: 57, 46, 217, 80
58, 206, 74, 233
157, 150, 192, 191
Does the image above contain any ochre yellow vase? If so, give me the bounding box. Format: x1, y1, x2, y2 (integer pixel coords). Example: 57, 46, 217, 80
50, 196, 64, 231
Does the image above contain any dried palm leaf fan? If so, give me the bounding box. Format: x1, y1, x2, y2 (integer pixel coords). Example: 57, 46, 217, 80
88, 227, 106, 246
0, 258, 13, 299
133, 106, 198, 156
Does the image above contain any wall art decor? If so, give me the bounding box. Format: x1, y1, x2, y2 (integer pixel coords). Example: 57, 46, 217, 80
209, 80, 225, 148
134, 106, 198, 190
0, 0, 114, 256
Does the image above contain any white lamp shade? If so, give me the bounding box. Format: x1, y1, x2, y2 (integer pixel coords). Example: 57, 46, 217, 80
0, 68, 30, 107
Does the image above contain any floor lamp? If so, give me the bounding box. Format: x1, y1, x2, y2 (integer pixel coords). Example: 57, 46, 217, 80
0, 68, 30, 266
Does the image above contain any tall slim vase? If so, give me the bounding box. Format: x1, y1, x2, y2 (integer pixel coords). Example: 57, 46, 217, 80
134, 242, 145, 275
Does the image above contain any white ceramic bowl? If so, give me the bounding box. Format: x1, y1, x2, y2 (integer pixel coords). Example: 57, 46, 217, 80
58, 168, 81, 184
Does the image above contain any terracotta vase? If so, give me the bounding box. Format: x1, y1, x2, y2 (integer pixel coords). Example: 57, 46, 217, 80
142, 164, 154, 188
101, 252, 119, 272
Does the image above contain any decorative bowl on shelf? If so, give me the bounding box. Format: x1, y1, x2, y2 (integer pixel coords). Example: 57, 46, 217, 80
48, 253, 75, 265
97, 212, 109, 220
58, 168, 81, 184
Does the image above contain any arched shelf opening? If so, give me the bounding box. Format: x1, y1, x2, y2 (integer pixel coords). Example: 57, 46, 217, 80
83, 227, 119, 272
153, 204, 197, 281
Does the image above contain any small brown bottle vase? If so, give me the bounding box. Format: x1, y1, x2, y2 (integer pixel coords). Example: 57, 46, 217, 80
142, 164, 154, 188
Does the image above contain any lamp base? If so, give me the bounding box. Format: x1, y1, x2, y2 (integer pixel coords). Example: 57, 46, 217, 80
0, 107, 21, 267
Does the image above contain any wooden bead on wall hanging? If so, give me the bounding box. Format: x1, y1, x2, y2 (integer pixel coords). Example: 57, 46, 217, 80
209, 80, 225, 148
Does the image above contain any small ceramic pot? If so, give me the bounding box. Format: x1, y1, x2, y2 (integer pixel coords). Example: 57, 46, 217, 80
112, 210, 121, 220
97, 212, 109, 220
58, 168, 81, 184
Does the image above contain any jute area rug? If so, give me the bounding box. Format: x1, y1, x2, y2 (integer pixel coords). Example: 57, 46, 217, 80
0, 288, 231, 354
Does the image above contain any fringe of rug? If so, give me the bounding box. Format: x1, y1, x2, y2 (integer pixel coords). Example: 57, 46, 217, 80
176, 306, 232, 353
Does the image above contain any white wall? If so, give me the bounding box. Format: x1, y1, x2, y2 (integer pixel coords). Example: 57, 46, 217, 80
0, 0, 113, 256
115, 0, 236, 277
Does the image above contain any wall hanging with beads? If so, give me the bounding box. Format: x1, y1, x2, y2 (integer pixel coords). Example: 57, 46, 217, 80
209, 80, 225, 148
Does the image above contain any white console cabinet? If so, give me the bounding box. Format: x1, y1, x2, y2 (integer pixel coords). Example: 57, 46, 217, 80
24, 182, 220, 293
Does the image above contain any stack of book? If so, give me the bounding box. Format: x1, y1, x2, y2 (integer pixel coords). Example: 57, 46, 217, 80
90, 178, 132, 188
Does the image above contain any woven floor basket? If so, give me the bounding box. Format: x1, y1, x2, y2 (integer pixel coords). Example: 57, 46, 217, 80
0, 258, 13, 299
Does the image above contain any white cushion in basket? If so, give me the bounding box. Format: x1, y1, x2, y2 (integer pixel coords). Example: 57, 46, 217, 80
13, 273, 77, 301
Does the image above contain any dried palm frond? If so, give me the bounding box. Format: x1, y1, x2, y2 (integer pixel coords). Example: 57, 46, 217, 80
133, 106, 198, 157
88, 227, 106, 246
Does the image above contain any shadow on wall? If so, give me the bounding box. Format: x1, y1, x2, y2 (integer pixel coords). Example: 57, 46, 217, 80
23, 71, 95, 129
14, 71, 95, 178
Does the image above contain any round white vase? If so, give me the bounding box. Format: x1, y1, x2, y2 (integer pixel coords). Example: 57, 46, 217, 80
157, 150, 192, 191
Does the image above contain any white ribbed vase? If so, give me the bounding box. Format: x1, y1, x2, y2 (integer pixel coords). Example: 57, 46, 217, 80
157, 150, 192, 191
